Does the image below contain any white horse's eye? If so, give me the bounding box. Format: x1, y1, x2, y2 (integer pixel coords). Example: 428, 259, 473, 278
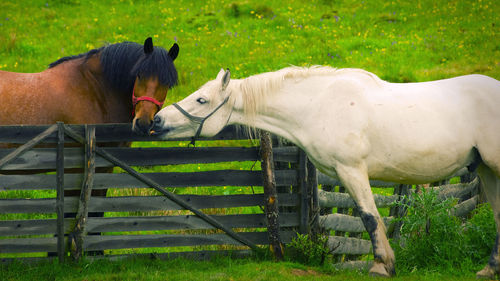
197, 97, 207, 104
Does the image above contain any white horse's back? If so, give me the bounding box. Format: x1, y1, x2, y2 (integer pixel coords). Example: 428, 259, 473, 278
308, 72, 500, 183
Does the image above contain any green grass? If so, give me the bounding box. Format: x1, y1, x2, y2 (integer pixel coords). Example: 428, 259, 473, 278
0, 0, 498, 106
0, 255, 482, 281
1, 0, 499, 279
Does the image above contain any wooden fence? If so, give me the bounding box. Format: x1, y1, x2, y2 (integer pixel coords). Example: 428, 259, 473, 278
316, 170, 480, 265
0, 123, 480, 265
0, 123, 315, 263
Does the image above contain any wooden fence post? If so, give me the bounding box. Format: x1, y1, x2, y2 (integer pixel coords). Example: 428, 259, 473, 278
307, 159, 319, 236
298, 150, 309, 235
260, 131, 284, 260
333, 185, 347, 263
56, 122, 65, 263
70, 125, 96, 261
388, 184, 410, 240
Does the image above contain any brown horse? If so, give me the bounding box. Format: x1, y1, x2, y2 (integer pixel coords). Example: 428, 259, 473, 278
0, 38, 179, 255
0, 37, 179, 134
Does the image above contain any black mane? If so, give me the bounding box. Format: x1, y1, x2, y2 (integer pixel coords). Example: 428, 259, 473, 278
49, 41, 178, 94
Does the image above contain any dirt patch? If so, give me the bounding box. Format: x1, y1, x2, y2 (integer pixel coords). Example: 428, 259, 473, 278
290, 268, 322, 276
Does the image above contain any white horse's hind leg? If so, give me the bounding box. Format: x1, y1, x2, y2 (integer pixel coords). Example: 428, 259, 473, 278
335, 164, 396, 277
476, 163, 500, 279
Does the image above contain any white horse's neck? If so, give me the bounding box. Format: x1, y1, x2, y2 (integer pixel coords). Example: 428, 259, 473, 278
227, 78, 320, 146
225, 67, 385, 150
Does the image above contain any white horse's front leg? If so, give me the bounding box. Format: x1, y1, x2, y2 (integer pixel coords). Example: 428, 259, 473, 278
335, 164, 396, 277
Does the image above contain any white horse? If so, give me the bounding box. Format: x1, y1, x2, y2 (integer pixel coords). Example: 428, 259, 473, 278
151, 66, 500, 277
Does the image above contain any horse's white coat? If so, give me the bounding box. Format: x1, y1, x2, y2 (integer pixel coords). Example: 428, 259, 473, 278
152, 66, 500, 277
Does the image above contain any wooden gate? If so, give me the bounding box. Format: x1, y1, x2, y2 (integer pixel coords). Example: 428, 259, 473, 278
0, 123, 314, 263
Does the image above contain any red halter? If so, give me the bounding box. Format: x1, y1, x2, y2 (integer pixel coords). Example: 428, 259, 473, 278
132, 87, 165, 116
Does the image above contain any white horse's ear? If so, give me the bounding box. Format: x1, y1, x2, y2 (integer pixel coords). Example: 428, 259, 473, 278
221, 69, 230, 91
216, 68, 225, 80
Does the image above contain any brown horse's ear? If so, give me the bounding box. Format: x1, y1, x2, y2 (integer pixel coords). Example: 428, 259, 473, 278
168, 43, 179, 61
144, 37, 154, 54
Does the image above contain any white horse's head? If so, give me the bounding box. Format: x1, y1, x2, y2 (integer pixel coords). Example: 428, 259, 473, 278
151, 68, 232, 139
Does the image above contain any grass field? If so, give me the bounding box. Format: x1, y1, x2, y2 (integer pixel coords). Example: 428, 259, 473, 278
1, 0, 499, 279
0, 255, 483, 281
1, 0, 498, 104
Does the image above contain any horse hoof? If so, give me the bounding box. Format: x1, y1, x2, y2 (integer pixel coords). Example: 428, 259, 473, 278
369, 262, 392, 278
476, 265, 496, 279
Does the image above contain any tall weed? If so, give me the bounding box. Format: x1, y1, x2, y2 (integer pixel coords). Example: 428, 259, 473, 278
393, 189, 496, 273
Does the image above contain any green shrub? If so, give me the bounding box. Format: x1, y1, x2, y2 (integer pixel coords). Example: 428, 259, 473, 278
393, 189, 463, 271
392, 189, 496, 273
285, 233, 332, 266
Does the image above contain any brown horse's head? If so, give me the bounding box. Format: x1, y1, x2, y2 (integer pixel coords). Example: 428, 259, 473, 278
131, 38, 179, 135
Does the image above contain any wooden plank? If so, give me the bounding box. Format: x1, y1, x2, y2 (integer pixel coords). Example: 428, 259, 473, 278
89, 249, 253, 261
0, 146, 298, 170
0, 125, 63, 144
0, 213, 300, 236
319, 213, 393, 233
83, 231, 296, 251
0, 124, 251, 143
0, 231, 296, 254
318, 189, 399, 208
0, 170, 298, 191
0, 250, 253, 264
318, 171, 472, 188
452, 195, 478, 217
0, 219, 60, 236
56, 122, 65, 262
89, 124, 253, 142
0, 124, 58, 169
100, 146, 260, 165
0, 147, 248, 170
86, 213, 300, 233
318, 171, 397, 188
0, 237, 58, 253
434, 177, 479, 200
0, 193, 300, 214
0, 198, 63, 213
327, 236, 372, 255
273, 146, 299, 163
0, 148, 64, 170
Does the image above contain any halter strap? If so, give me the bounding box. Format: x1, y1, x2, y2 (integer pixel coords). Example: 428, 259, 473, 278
132, 87, 165, 116
173, 95, 230, 146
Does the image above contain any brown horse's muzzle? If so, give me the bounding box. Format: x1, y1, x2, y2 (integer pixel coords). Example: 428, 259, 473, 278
131, 91, 165, 135
132, 102, 160, 135
132, 116, 154, 135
